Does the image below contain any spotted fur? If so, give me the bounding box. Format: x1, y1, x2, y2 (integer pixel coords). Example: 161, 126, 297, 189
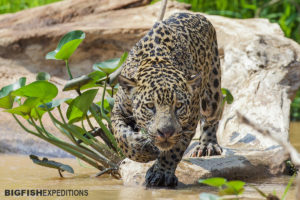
111, 13, 223, 187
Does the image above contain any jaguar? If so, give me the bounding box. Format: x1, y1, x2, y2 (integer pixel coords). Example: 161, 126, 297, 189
111, 11, 223, 187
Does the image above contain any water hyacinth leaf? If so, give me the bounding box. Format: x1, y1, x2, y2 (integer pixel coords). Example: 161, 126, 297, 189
79, 83, 100, 91
63, 75, 92, 91
24, 97, 46, 119
80, 70, 106, 90
24, 97, 41, 108
65, 98, 74, 105
0, 96, 14, 109
36, 72, 51, 81
93, 58, 119, 75
45, 30, 85, 61
5, 97, 46, 120
88, 70, 106, 80
29, 155, 74, 174
218, 187, 237, 196
93, 52, 128, 75
11, 81, 58, 101
105, 97, 115, 110
225, 180, 245, 194
31, 108, 46, 120
4, 105, 31, 119
199, 193, 220, 200
0, 77, 26, 109
221, 88, 234, 104
39, 98, 72, 111
199, 177, 227, 187
45, 51, 56, 60
0, 77, 26, 98
96, 99, 111, 116
63, 71, 106, 91
117, 52, 128, 70
67, 89, 98, 123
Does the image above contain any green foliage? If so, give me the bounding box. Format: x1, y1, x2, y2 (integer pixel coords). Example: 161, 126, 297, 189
175, 0, 300, 44
0, 0, 62, 14
0, 30, 127, 175
29, 154, 74, 174
0, 77, 26, 109
11, 81, 58, 101
220, 180, 245, 196
199, 177, 227, 187
39, 98, 71, 111
200, 175, 296, 199
291, 90, 300, 121
93, 52, 128, 75
199, 177, 245, 197
46, 30, 85, 61
66, 89, 98, 123
281, 173, 296, 200
221, 88, 234, 105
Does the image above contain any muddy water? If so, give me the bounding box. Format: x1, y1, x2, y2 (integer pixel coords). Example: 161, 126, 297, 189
0, 155, 296, 200
0, 122, 299, 200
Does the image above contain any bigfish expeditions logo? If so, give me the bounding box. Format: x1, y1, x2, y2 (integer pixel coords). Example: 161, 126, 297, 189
4, 189, 88, 197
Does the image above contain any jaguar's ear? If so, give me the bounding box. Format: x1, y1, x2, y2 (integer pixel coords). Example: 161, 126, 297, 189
187, 74, 202, 92
118, 75, 137, 93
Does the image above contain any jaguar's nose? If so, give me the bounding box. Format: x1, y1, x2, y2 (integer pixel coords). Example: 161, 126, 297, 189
157, 126, 175, 139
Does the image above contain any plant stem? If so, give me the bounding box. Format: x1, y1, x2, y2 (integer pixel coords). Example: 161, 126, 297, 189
12, 114, 39, 137
86, 114, 95, 130
13, 114, 103, 170
111, 86, 114, 97
58, 105, 67, 124
100, 76, 111, 125
29, 116, 47, 137
46, 108, 115, 168
45, 138, 105, 170
65, 60, 73, 80
90, 104, 122, 156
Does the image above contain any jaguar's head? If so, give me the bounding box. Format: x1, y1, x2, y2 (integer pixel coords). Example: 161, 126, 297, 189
118, 63, 201, 151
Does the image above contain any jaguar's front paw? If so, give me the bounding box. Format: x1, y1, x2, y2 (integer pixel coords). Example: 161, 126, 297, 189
190, 142, 222, 157
144, 165, 178, 187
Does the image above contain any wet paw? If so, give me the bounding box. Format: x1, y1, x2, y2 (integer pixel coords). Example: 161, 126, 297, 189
144, 165, 178, 187
190, 142, 222, 157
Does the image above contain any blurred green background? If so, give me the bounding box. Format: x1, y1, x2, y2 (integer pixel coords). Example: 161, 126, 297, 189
0, 0, 299, 120
0, 0, 60, 14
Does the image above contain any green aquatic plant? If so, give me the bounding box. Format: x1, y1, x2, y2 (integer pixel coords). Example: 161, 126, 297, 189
199, 175, 296, 200
0, 30, 127, 176
199, 177, 245, 199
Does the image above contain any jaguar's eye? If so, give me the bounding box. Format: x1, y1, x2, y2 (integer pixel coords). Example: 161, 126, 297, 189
176, 102, 183, 109
146, 103, 155, 110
